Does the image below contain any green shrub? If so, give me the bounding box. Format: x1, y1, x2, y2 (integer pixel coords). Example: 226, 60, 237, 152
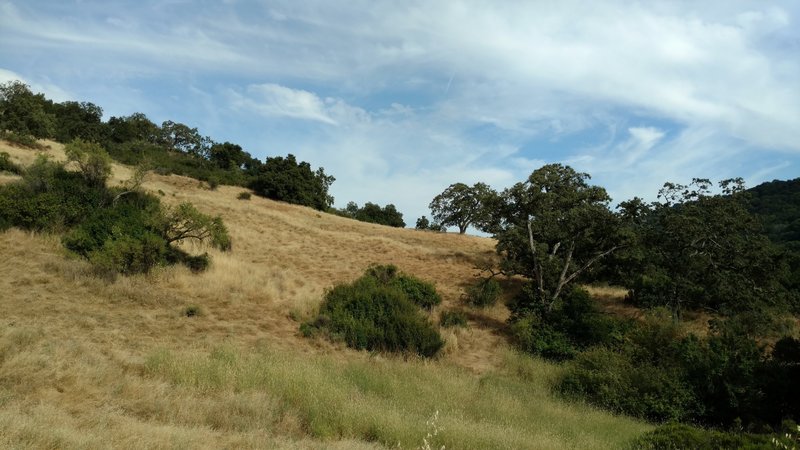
629, 423, 773, 450
181, 252, 211, 273
392, 275, 441, 310
206, 176, 219, 190
465, 277, 501, 307
304, 269, 444, 357
0, 152, 20, 173
64, 138, 112, 187
559, 346, 696, 422
237, 191, 251, 200
363, 264, 441, 310
184, 305, 202, 317
0, 130, 44, 149
0, 157, 108, 231
509, 287, 631, 360
440, 309, 468, 328
87, 231, 168, 276
510, 314, 578, 361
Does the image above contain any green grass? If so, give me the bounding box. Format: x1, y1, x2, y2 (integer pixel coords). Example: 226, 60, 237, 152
145, 346, 651, 449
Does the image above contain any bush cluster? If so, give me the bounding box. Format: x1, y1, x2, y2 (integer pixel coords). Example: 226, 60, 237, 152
558, 311, 800, 429
302, 265, 444, 357
510, 286, 631, 360
0, 142, 230, 276
0, 151, 20, 174
465, 277, 502, 307
629, 423, 773, 450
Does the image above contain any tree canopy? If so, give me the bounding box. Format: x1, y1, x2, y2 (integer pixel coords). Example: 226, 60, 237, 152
429, 182, 496, 234
494, 164, 622, 312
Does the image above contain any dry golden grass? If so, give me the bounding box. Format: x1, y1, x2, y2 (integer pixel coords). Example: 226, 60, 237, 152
0, 139, 651, 448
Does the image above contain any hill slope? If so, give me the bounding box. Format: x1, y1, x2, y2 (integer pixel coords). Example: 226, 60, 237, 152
0, 140, 650, 449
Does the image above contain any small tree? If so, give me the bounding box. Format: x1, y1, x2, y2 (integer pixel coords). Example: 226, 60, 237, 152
64, 138, 112, 188
429, 182, 496, 234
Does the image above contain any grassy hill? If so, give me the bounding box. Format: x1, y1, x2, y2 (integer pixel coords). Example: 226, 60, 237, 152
0, 139, 650, 449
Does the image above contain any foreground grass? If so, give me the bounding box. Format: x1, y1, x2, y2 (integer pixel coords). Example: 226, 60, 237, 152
144, 346, 650, 449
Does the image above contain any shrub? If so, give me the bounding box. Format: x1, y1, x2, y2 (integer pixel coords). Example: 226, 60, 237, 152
511, 314, 578, 361
182, 252, 211, 273
64, 138, 112, 187
206, 176, 219, 190
509, 287, 631, 360
392, 275, 441, 310
440, 309, 468, 328
364, 264, 441, 310
559, 346, 696, 422
304, 269, 444, 357
0, 157, 108, 231
0, 151, 20, 173
237, 191, 251, 200
465, 277, 501, 307
62, 191, 229, 275
629, 423, 773, 450
184, 305, 202, 317
0, 130, 44, 149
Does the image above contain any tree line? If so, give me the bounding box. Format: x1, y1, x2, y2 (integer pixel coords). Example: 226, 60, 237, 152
425, 164, 800, 441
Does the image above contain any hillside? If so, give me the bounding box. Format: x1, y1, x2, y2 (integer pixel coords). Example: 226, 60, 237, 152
0, 140, 650, 449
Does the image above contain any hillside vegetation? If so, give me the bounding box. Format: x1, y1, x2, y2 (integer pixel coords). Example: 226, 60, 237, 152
0, 139, 651, 449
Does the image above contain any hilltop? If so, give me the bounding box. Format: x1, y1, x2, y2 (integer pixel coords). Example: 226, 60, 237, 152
0, 139, 650, 449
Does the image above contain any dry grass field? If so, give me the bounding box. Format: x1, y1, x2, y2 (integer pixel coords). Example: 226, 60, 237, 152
0, 140, 651, 449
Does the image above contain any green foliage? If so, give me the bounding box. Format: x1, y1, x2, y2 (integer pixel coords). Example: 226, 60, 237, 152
0, 156, 108, 231
510, 286, 630, 361
429, 182, 497, 234
439, 309, 468, 328
495, 164, 622, 313
747, 178, 800, 250
304, 266, 444, 357
0, 80, 56, 138
629, 423, 773, 450
364, 264, 441, 310
415, 215, 444, 231
620, 179, 789, 314
392, 275, 441, 310
558, 310, 800, 430
237, 191, 251, 200
0, 130, 45, 149
49, 101, 105, 143
0, 154, 231, 276
64, 138, 112, 187
250, 154, 334, 211
0, 151, 20, 174
336, 201, 406, 227
184, 305, 202, 317
162, 202, 231, 251
465, 277, 502, 307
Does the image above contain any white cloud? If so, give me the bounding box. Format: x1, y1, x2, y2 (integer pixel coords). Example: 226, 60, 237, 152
231, 84, 337, 125
2, 0, 798, 228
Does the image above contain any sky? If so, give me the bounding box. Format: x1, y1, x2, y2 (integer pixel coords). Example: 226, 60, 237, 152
2, 1, 799, 232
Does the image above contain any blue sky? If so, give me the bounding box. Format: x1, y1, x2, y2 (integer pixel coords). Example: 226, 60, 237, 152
2, 1, 799, 231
